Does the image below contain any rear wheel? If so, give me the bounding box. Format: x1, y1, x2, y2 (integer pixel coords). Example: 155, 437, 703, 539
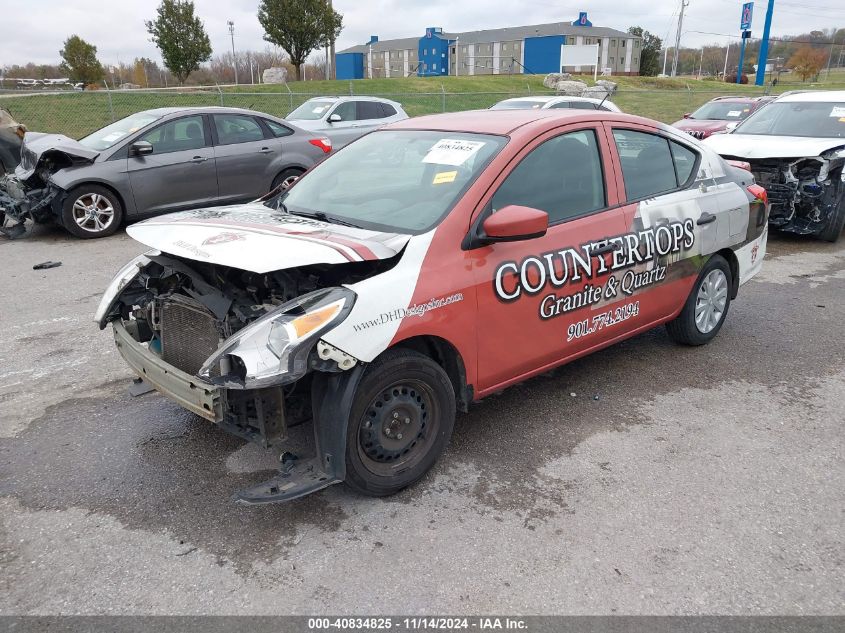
271, 168, 303, 192
344, 349, 455, 497
61, 184, 123, 239
666, 254, 732, 346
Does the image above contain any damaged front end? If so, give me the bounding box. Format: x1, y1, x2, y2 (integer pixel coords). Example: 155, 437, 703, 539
1, 132, 97, 238
96, 250, 397, 503
747, 150, 845, 237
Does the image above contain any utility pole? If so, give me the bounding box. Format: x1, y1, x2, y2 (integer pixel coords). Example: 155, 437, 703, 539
723, 41, 730, 78
698, 47, 704, 79
671, 0, 689, 76
329, 0, 336, 80
228, 20, 238, 85
662, 47, 668, 75
755, 0, 775, 86
825, 29, 837, 80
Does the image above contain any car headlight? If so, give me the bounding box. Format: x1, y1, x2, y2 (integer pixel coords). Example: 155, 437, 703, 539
199, 287, 355, 389
94, 251, 159, 329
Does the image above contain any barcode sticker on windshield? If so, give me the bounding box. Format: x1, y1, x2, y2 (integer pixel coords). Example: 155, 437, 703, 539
829, 106, 845, 117
423, 139, 485, 166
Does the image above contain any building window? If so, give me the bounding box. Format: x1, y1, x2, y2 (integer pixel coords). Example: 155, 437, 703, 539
611, 39, 616, 46
621, 40, 626, 47
433, 62, 437, 71
609, 57, 614, 65
502, 43, 508, 52
634, 57, 639, 65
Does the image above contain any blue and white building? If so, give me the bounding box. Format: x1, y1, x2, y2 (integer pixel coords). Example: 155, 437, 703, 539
335, 13, 642, 80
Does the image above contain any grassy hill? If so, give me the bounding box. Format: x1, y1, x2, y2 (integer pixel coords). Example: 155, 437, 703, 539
3, 71, 844, 139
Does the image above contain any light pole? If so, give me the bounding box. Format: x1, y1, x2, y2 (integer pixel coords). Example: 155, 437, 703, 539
671, 0, 689, 77
228, 20, 238, 85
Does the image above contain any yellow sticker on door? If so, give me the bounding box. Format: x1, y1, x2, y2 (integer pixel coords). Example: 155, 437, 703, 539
433, 171, 458, 184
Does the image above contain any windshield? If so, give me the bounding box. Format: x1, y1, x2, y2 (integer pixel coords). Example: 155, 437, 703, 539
78, 112, 162, 150
268, 130, 507, 234
287, 99, 336, 120
690, 101, 756, 121
734, 101, 845, 138
490, 100, 547, 110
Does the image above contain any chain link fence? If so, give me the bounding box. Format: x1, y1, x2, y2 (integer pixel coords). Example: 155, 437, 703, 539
0, 83, 773, 139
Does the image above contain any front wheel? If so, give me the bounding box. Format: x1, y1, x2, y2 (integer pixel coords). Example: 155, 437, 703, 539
344, 349, 456, 497
666, 254, 732, 346
271, 168, 304, 192
818, 190, 844, 243
61, 185, 123, 239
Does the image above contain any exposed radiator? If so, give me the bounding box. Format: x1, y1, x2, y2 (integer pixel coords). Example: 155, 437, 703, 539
160, 295, 221, 376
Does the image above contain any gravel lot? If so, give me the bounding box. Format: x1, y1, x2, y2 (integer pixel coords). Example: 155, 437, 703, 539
0, 223, 842, 615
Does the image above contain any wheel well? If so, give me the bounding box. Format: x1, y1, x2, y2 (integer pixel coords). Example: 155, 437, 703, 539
61, 182, 127, 224
715, 248, 740, 299
392, 336, 472, 413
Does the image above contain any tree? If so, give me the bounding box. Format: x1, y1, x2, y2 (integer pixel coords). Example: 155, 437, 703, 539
145, 0, 212, 84
788, 46, 827, 81
59, 35, 105, 85
627, 26, 662, 76
258, 0, 343, 81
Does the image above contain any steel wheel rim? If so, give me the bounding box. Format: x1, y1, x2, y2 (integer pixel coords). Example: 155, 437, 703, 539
72, 193, 115, 233
357, 378, 440, 477
694, 268, 728, 334
281, 175, 299, 188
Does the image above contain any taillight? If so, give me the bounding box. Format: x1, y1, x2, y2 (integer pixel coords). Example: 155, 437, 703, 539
727, 159, 752, 172
747, 183, 767, 206
309, 137, 332, 154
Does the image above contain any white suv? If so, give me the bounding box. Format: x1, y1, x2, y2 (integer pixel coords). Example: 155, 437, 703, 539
286, 96, 408, 149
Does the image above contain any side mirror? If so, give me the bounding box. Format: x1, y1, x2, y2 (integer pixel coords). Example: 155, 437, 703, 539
481, 205, 548, 243
130, 141, 153, 156
725, 121, 739, 133
328, 113, 342, 123
682, 112, 692, 119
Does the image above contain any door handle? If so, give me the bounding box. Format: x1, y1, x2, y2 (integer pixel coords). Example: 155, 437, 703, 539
590, 242, 619, 256
190, 156, 208, 163
258, 147, 273, 154
697, 212, 717, 226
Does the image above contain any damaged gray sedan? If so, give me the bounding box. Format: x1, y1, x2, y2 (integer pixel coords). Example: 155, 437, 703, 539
705, 90, 845, 242
0, 107, 329, 239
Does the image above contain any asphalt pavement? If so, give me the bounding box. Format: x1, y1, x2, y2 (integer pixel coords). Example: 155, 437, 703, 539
0, 222, 842, 615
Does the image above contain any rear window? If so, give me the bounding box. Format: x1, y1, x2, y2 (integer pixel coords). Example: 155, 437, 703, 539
381, 103, 397, 117
357, 101, 386, 120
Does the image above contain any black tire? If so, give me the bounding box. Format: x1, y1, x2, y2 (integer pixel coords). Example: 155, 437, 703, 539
61, 184, 123, 239
344, 349, 456, 497
271, 167, 304, 192
666, 254, 732, 346
818, 191, 845, 243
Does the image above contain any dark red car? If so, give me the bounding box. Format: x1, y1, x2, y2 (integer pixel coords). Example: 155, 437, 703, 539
672, 95, 775, 140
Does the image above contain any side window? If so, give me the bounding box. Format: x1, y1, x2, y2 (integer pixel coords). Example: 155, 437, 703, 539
549, 101, 571, 109
263, 119, 293, 138
357, 101, 386, 120
491, 129, 606, 224
670, 140, 697, 185
139, 115, 206, 154
331, 101, 356, 121
380, 103, 397, 117
213, 114, 265, 145
612, 129, 677, 200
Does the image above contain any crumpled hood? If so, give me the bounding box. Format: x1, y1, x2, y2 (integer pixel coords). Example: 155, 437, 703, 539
672, 119, 726, 132
703, 133, 845, 160
15, 131, 100, 180
126, 203, 412, 274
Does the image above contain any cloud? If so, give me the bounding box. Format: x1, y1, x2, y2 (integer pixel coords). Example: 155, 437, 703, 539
0, 0, 835, 69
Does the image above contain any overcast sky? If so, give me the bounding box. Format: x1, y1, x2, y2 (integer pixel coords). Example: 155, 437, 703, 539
1, 0, 843, 69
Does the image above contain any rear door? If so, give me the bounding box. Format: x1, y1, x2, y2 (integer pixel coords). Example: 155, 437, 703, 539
127, 114, 217, 215
604, 124, 736, 325
212, 113, 277, 203
470, 123, 630, 392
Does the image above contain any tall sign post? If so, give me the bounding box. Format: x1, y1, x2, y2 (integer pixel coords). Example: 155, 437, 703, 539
737, 2, 753, 84
755, 0, 775, 85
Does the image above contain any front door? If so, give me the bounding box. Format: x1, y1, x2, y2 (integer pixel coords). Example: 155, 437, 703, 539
471, 124, 629, 392
127, 114, 217, 215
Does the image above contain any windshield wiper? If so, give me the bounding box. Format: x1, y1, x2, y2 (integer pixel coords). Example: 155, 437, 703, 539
284, 210, 365, 229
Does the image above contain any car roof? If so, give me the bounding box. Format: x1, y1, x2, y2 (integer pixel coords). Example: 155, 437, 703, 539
386, 109, 657, 136
776, 90, 845, 103
708, 95, 770, 103
141, 106, 283, 118
497, 96, 605, 104
303, 95, 402, 106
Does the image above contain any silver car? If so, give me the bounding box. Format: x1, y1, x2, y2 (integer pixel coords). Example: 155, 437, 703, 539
490, 96, 622, 113
286, 96, 408, 149
0, 106, 331, 239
